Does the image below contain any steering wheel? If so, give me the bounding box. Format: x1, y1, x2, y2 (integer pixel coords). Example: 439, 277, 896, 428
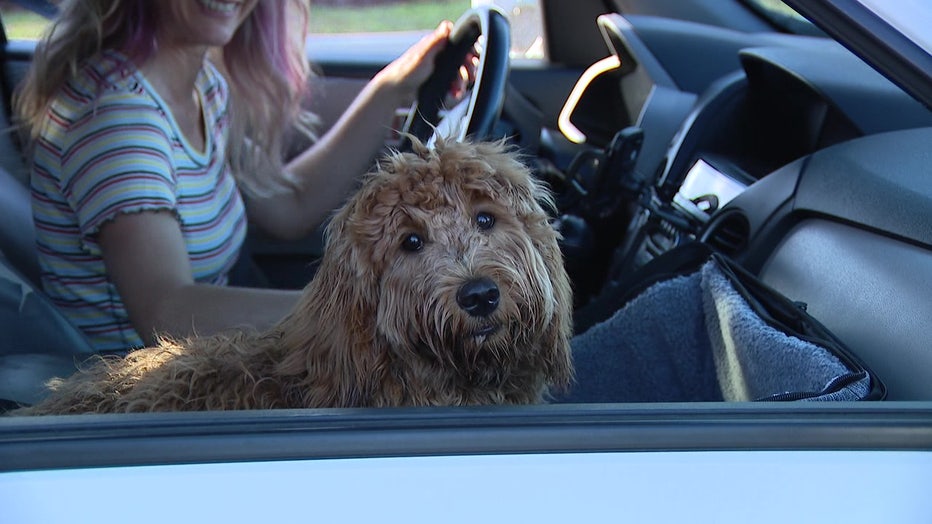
400, 6, 511, 149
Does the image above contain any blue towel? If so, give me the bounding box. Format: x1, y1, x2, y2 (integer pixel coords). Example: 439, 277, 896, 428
553, 260, 870, 403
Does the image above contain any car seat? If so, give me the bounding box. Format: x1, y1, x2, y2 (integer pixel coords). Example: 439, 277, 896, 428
0, 83, 95, 408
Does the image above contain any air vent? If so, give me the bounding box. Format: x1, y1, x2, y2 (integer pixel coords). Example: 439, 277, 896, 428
702, 210, 750, 256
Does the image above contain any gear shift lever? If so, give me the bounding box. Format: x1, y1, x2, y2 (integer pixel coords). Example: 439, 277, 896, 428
565, 126, 644, 218
598, 126, 645, 196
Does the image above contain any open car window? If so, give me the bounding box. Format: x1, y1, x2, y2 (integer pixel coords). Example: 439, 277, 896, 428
1, 0, 931, 521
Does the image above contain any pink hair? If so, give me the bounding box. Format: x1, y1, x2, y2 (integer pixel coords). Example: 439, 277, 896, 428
15, 0, 314, 194
104, 0, 308, 100
222, 0, 314, 194
108, 0, 158, 66
227, 0, 309, 101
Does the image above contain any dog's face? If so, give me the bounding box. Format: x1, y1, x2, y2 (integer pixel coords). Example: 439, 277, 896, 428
320, 139, 573, 397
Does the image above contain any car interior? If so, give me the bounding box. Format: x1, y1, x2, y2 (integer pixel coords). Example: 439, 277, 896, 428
1, 0, 931, 411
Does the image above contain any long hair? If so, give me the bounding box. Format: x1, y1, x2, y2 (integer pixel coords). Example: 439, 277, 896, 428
13, 0, 315, 195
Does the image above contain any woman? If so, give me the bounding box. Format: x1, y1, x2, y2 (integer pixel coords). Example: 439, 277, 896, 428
14, 0, 453, 352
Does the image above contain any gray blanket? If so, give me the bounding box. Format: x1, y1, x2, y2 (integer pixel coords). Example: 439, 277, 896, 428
554, 260, 870, 403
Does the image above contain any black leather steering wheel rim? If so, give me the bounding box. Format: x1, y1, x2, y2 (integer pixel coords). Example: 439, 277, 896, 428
401, 6, 510, 149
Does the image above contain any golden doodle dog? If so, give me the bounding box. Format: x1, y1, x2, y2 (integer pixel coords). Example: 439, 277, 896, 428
20, 139, 574, 414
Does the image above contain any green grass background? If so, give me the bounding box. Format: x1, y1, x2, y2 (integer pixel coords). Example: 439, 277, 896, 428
310, 0, 468, 33
1, 9, 47, 39
0, 1, 470, 39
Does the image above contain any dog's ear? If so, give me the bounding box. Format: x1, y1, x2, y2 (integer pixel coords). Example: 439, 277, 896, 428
538, 215, 575, 391
470, 141, 574, 389
470, 141, 574, 391
276, 192, 392, 407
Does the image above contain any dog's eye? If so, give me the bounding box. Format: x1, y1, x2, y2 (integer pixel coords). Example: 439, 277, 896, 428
476, 212, 495, 231
401, 233, 424, 252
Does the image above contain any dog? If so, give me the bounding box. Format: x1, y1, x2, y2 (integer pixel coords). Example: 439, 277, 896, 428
19, 139, 574, 414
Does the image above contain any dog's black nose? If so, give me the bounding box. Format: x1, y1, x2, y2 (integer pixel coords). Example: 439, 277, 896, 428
457, 278, 500, 317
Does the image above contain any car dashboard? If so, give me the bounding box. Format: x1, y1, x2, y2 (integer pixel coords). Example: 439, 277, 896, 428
552, 13, 932, 401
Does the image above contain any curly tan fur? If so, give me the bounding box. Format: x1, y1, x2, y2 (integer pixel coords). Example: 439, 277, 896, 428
19, 139, 574, 414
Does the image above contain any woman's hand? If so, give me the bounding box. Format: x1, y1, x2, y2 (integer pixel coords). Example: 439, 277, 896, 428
373, 21, 453, 104
254, 21, 465, 240
447, 47, 479, 108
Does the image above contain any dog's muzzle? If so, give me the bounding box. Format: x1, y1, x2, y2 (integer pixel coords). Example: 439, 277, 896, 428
456, 277, 500, 317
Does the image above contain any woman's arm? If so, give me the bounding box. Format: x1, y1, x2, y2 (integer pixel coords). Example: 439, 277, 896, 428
98, 210, 301, 345
100, 23, 453, 343
244, 22, 453, 240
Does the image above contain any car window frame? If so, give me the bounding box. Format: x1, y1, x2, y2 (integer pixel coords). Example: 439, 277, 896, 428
783, 0, 932, 110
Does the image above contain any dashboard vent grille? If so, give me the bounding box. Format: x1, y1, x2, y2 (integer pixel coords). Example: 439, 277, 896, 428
703, 210, 750, 256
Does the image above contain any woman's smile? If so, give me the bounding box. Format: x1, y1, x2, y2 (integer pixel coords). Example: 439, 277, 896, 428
197, 0, 247, 17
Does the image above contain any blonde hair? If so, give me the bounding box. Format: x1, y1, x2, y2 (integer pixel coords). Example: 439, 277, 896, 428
13, 0, 315, 195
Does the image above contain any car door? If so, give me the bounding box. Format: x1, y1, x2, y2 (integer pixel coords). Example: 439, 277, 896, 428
2, 1, 932, 522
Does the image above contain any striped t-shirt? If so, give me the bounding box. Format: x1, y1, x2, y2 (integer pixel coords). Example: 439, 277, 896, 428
31, 50, 247, 351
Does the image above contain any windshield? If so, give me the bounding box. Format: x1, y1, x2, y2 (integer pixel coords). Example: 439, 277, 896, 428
742, 0, 820, 35
858, 0, 932, 54
750, 0, 932, 56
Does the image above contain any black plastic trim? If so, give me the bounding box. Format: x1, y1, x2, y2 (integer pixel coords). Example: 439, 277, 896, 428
2, 403, 932, 472
784, 0, 932, 111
